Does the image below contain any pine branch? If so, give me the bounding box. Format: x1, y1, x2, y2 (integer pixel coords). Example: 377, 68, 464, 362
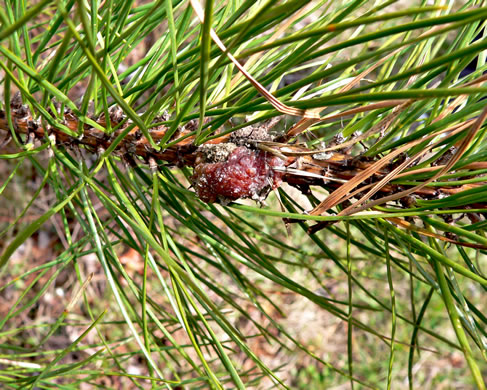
1, 99, 486, 213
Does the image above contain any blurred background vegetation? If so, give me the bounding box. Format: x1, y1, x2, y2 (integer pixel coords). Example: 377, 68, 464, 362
0, 0, 487, 388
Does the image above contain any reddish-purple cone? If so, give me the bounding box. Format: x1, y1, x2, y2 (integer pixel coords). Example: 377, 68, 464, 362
193, 146, 284, 203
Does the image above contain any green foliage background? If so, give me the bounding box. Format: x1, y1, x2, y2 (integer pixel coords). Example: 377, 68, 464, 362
0, 0, 487, 388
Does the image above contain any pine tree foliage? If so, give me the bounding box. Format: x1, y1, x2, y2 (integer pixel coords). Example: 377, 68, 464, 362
0, 0, 487, 388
